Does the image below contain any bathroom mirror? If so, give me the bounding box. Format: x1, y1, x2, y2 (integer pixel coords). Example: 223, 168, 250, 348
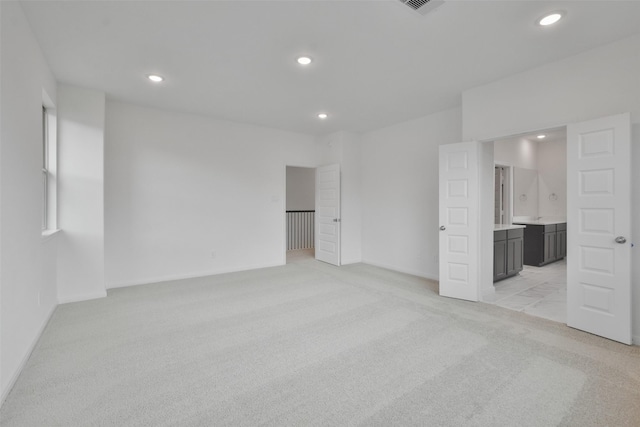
513, 167, 538, 217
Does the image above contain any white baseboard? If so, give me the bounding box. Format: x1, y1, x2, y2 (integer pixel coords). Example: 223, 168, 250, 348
1, 303, 57, 406
106, 262, 284, 289
361, 259, 439, 281
633, 334, 640, 346
58, 289, 107, 304
340, 258, 362, 266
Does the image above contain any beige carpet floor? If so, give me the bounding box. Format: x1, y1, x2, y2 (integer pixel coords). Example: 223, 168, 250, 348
1, 258, 639, 426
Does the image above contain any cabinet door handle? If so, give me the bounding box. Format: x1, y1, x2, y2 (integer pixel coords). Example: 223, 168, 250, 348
615, 236, 626, 244
440, 226, 446, 231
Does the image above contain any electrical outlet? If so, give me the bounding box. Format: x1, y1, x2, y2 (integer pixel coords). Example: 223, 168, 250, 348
433, 255, 439, 264
211, 251, 217, 259
37, 291, 41, 307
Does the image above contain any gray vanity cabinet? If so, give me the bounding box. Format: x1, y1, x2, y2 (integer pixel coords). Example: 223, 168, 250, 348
556, 225, 567, 260
493, 228, 524, 282
518, 223, 566, 267
507, 232, 524, 277
543, 227, 557, 264
494, 232, 507, 282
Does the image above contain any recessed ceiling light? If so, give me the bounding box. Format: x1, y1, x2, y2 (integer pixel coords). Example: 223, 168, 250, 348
537, 134, 546, 139
317, 113, 328, 119
538, 12, 564, 26
147, 74, 164, 83
297, 56, 312, 66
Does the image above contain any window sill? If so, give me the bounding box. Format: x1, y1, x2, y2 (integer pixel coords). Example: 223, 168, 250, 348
41, 229, 61, 242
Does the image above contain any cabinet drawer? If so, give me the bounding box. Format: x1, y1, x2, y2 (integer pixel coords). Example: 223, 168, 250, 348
556, 223, 567, 231
494, 230, 507, 241
507, 228, 523, 239
543, 224, 556, 233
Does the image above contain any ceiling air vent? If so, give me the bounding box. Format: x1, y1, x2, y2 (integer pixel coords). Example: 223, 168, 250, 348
397, 0, 444, 16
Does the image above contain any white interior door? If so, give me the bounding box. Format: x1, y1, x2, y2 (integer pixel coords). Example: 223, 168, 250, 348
315, 164, 341, 266
439, 142, 479, 301
567, 113, 631, 345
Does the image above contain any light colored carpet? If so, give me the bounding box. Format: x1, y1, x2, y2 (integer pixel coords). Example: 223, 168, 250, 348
1, 259, 639, 426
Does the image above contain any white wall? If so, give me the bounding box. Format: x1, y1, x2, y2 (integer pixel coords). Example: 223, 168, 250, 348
105, 101, 324, 288
463, 34, 640, 142
462, 34, 640, 343
493, 137, 538, 170
318, 131, 363, 265
495, 138, 539, 218
494, 137, 567, 219
56, 84, 106, 303
361, 107, 462, 279
340, 132, 362, 265
0, 1, 58, 401
286, 167, 315, 211
537, 139, 567, 218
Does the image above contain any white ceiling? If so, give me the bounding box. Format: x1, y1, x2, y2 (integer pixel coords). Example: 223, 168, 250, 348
20, 0, 640, 135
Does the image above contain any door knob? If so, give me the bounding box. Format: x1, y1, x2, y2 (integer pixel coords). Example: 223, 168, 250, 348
615, 236, 626, 244
440, 226, 446, 231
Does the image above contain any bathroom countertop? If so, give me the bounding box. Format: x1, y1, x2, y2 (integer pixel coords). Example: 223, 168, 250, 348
512, 220, 566, 226
494, 224, 527, 231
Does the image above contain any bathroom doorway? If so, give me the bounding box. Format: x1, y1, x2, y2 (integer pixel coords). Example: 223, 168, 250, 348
440, 114, 632, 344
488, 128, 568, 323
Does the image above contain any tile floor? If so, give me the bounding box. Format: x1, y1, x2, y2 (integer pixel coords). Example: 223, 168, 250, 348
489, 259, 567, 324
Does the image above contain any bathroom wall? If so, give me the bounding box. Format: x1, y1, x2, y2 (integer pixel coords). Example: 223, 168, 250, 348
512, 167, 538, 218
537, 139, 567, 218
493, 137, 538, 170
494, 135, 566, 220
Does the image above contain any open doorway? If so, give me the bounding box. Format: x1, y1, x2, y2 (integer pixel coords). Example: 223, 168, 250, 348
487, 128, 568, 323
285, 166, 316, 264
440, 114, 632, 344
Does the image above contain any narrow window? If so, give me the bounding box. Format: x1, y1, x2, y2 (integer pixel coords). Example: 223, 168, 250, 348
42, 105, 49, 230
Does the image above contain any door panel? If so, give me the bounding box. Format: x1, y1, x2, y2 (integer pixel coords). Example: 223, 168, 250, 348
494, 239, 507, 281
544, 232, 556, 263
439, 142, 479, 301
507, 237, 522, 276
315, 164, 341, 266
513, 237, 523, 273
556, 230, 567, 259
567, 113, 631, 344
